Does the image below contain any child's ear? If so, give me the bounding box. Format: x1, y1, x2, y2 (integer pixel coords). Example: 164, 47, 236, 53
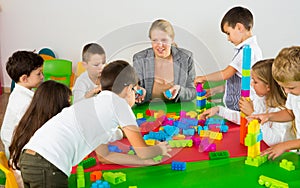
19, 74, 28, 83
236, 23, 245, 32
82, 61, 88, 68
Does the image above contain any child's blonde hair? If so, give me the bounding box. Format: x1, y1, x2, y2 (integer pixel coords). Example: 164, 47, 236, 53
252, 59, 286, 108
272, 46, 300, 83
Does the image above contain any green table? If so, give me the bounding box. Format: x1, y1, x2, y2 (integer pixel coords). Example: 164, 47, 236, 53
107, 152, 300, 188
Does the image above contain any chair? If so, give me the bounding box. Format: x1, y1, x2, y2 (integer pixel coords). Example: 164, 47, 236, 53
43, 59, 72, 87
0, 152, 18, 188
75, 62, 86, 77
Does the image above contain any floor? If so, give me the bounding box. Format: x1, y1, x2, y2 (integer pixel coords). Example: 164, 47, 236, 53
0, 93, 9, 152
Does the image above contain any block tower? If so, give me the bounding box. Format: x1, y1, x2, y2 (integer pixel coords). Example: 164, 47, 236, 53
240, 44, 251, 144
244, 119, 267, 167
196, 83, 206, 113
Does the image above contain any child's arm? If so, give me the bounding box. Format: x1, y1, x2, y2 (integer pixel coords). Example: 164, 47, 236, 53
122, 125, 171, 159
261, 139, 300, 160
95, 144, 159, 166
250, 109, 294, 124
199, 106, 240, 124
194, 66, 237, 85
84, 85, 102, 99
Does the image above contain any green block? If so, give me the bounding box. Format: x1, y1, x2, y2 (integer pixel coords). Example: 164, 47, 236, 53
0, 169, 6, 185
245, 155, 267, 167
103, 172, 126, 185
209, 150, 230, 160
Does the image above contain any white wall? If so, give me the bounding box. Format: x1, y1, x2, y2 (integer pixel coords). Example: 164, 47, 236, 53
0, 0, 299, 88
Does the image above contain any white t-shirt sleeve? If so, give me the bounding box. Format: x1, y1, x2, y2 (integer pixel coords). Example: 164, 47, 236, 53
113, 98, 138, 128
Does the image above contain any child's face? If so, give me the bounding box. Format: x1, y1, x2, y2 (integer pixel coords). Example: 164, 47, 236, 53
150, 29, 173, 59
223, 23, 244, 46
277, 81, 300, 96
84, 54, 106, 80
25, 66, 44, 89
251, 72, 270, 97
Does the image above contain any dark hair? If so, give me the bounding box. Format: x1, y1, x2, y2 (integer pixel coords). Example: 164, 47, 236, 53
221, 6, 253, 32
6, 51, 44, 83
101, 60, 139, 94
9, 80, 72, 170
82, 43, 105, 62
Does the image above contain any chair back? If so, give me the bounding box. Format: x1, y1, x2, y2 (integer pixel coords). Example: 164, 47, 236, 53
43, 59, 72, 87
0, 152, 18, 188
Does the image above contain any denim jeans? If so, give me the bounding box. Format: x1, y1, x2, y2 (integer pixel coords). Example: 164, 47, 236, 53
19, 151, 68, 188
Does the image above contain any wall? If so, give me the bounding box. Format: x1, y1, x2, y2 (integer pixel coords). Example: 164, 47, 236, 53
0, 0, 299, 89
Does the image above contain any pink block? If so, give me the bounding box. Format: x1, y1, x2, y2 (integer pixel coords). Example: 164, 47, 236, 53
196, 83, 203, 92
241, 90, 250, 97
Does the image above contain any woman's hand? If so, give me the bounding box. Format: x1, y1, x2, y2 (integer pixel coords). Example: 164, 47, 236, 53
164, 85, 180, 100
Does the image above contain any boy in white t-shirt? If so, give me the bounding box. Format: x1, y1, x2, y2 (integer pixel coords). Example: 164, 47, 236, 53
72, 43, 106, 103
1, 51, 44, 158
251, 46, 300, 160
19, 60, 172, 186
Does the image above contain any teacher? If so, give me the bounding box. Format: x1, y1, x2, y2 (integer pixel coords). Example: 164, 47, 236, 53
133, 19, 196, 103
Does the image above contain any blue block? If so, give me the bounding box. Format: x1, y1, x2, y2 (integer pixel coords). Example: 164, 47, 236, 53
197, 91, 206, 97
257, 130, 263, 142
136, 89, 143, 96
198, 126, 203, 134
241, 77, 251, 90
196, 99, 206, 107
165, 90, 172, 98
163, 125, 179, 137
136, 118, 147, 126
108, 145, 122, 153
171, 161, 186, 171
242, 45, 251, 70
183, 128, 195, 136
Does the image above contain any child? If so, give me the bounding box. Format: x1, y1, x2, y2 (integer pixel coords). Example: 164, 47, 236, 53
0, 51, 44, 158
72, 43, 106, 103
9, 80, 72, 169
9, 80, 71, 188
194, 6, 262, 111
19, 60, 171, 186
200, 59, 295, 146
251, 46, 300, 160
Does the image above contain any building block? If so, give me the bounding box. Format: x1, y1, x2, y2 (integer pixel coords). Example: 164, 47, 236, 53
279, 159, 295, 171
258, 175, 289, 188
136, 89, 143, 96
183, 128, 195, 136
153, 155, 163, 162
76, 165, 85, 188
196, 83, 203, 92
168, 139, 193, 148
136, 113, 143, 119
90, 171, 102, 182
171, 161, 186, 171
0, 169, 6, 185
103, 172, 126, 185
128, 186, 138, 188
245, 155, 267, 167
191, 136, 201, 147
79, 157, 96, 169
91, 180, 110, 188
108, 145, 122, 153
209, 150, 230, 160
199, 138, 216, 152
186, 111, 198, 118
172, 134, 186, 140
165, 90, 172, 98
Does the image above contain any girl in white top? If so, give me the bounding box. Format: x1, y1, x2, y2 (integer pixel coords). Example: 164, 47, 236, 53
19, 60, 171, 186
200, 59, 295, 146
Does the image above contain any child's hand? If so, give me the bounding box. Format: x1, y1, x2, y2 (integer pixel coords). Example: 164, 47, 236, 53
199, 107, 220, 119
239, 97, 253, 116
93, 85, 102, 94
261, 143, 286, 160
164, 85, 180, 100
248, 113, 270, 124
157, 141, 172, 157
194, 76, 206, 86
135, 86, 146, 103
